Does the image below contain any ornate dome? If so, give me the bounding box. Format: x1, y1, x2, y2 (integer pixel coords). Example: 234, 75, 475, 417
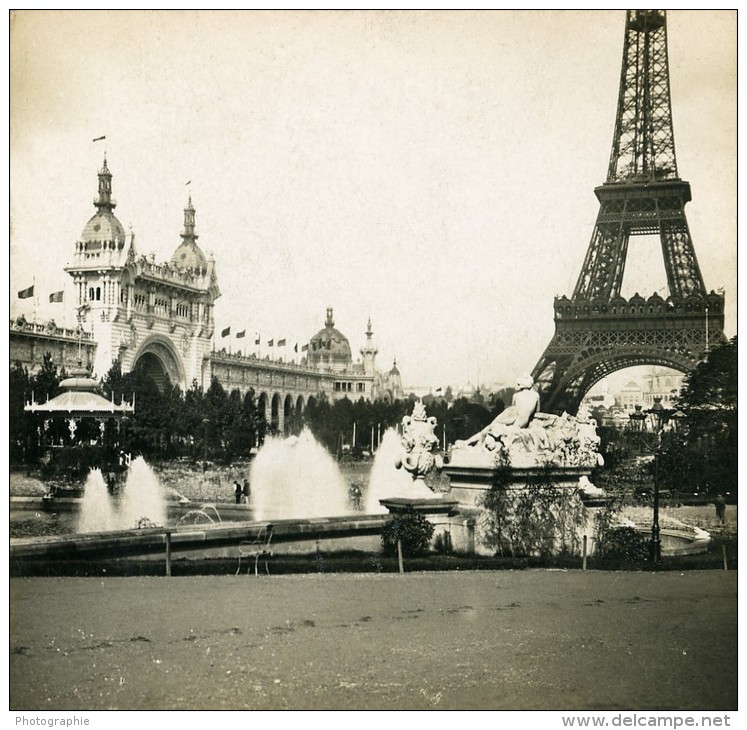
308, 307, 352, 366
80, 210, 126, 250
171, 195, 208, 271
78, 157, 126, 251
171, 240, 207, 270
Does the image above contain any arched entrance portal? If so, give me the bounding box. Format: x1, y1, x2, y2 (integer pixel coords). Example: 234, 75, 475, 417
132, 337, 185, 391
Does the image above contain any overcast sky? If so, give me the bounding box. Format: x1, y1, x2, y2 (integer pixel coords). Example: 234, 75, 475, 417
9, 10, 736, 390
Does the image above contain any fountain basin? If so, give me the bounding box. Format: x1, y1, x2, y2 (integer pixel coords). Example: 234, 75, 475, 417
10, 495, 255, 527
10, 514, 392, 563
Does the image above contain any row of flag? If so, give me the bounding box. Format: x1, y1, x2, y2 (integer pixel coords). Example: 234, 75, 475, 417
19, 285, 315, 357
17, 285, 64, 303
220, 327, 309, 353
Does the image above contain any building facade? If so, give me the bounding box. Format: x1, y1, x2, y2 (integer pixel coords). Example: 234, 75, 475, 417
11, 158, 402, 431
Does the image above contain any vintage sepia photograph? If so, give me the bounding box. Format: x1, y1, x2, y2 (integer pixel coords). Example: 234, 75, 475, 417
9, 9, 737, 717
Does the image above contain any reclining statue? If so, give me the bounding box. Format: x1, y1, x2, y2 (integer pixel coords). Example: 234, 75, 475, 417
454, 376, 602, 469
463, 374, 540, 449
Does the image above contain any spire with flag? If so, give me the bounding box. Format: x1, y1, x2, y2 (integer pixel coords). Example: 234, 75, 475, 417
49, 291, 64, 303
221, 326, 231, 338
17, 285, 34, 299
236, 330, 246, 339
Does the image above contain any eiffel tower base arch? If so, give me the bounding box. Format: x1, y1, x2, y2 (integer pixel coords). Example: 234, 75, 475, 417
531, 297, 725, 415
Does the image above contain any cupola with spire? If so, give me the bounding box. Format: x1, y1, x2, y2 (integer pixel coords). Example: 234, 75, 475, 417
171, 194, 208, 272
308, 306, 353, 370
76, 156, 126, 253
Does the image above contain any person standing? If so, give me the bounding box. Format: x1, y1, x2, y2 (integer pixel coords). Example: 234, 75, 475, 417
242, 478, 251, 504
714, 494, 726, 524
234, 480, 242, 504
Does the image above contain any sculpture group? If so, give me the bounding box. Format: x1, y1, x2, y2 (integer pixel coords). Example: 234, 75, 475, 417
452, 376, 603, 470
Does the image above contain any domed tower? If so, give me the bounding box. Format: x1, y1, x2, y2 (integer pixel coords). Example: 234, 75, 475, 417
66, 160, 220, 389
360, 316, 378, 377
66, 156, 136, 377
374, 357, 405, 403
386, 358, 404, 400
77, 156, 129, 256
171, 195, 208, 273
307, 306, 353, 372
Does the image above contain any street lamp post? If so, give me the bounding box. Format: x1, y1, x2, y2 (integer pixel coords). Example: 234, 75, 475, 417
202, 417, 210, 472
646, 397, 671, 564
628, 404, 647, 453
651, 443, 661, 563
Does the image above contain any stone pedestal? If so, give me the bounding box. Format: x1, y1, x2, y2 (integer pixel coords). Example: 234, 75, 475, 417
443, 464, 595, 509
441, 462, 608, 557
379, 496, 476, 554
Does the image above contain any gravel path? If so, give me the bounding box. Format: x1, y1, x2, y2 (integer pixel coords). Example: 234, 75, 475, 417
10, 569, 737, 711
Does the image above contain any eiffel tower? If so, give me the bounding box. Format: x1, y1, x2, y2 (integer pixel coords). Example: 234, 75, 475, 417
532, 9, 726, 415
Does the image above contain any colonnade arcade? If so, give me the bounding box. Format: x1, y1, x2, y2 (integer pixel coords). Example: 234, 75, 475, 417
256, 392, 306, 437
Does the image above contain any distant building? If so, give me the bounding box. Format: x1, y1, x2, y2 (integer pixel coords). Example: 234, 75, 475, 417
375, 358, 404, 403
580, 366, 685, 428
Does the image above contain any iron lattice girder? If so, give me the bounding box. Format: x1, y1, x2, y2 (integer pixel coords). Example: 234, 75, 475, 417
531, 10, 727, 415
572, 180, 705, 301
531, 295, 726, 414
608, 10, 677, 183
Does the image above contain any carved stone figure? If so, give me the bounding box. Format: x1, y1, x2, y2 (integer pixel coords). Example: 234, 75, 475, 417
452, 376, 603, 470
395, 401, 443, 482
464, 374, 540, 450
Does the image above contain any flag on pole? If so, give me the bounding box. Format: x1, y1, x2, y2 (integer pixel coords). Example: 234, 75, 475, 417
49, 291, 64, 303
185, 180, 192, 186
294, 343, 298, 353
267, 339, 274, 347
236, 330, 246, 339
221, 326, 231, 338
92, 135, 106, 142
277, 338, 286, 347
301, 344, 308, 352
255, 334, 260, 345
18, 285, 34, 299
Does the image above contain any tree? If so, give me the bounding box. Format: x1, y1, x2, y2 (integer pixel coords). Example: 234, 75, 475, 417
658, 337, 737, 496
444, 398, 492, 444
33, 352, 62, 402
10, 362, 34, 463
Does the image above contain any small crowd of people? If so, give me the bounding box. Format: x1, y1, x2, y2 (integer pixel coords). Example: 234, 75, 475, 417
234, 477, 251, 504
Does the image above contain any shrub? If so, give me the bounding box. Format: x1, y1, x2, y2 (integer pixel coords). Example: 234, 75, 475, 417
596, 526, 649, 561
479, 469, 588, 558
381, 508, 435, 557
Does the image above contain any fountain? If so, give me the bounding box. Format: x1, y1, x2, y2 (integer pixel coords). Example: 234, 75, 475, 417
365, 428, 420, 513
76, 456, 168, 533
77, 468, 118, 533
119, 456, 168, 529
250, 427, 352, 520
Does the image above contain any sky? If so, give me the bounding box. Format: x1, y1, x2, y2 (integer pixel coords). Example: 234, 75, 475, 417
8, 9, 737, 392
